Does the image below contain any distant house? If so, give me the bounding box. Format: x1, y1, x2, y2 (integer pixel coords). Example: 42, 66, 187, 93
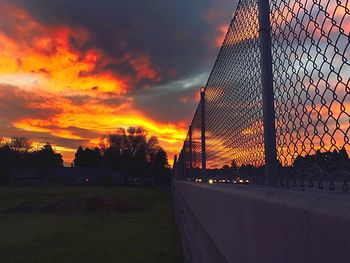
10, 167, 124, 186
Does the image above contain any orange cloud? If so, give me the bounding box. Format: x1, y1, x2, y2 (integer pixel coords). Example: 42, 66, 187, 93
215, 24, 228, 47
129, 55, 160, 81
8, 89, 187, 164
0, 4, 186, 165
271, 1, 350, 38
0, 7, 126, 95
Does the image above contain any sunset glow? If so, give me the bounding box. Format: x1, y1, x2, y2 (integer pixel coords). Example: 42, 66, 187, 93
0, 2, 222, 165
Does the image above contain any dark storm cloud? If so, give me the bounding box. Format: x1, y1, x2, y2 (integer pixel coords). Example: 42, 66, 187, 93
11, 0, 237, 89
134, 87, 198, 123
3, 0, 239, 125
0, 0, 239, 164
133, 72, 209, 123
0, 84, 60, 121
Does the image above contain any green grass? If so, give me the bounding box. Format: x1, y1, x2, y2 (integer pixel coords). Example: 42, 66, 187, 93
0, 187, 183, 263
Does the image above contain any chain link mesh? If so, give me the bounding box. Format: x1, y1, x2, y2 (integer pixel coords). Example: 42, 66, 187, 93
183, 139, 190, 178
205, 0, 264, 169
191, 106, 202, 170
180, 104, 202, 179
271, 0, 350, 166
174, 0, 350, 183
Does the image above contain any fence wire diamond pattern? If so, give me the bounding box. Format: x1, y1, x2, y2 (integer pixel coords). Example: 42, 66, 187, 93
271, 0, 350, 166
175, 0, 350, 184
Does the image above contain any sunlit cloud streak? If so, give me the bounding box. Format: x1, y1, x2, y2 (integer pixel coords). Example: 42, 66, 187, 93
0, 0, 239, 164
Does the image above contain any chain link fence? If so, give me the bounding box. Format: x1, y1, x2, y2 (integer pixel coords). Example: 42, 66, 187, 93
271, 0, 350, 165
206, 0, 264, 170
174, 0, 350, 190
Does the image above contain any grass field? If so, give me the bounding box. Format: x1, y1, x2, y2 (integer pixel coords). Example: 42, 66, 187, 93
0, 186, 183, 263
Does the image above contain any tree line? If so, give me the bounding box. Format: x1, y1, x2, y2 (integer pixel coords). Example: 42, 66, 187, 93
197, 147, 350, 180
73, 127, 170, 180
294, 147, 350, 174
0, 137, 63, 184
0, 127, 171, 185
232, 147, 350, 178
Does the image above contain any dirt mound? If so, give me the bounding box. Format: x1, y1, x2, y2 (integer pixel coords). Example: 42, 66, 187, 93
3, 196, 137, 214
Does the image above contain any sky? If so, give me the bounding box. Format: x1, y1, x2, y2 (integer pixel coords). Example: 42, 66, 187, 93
0, 0, 239, 165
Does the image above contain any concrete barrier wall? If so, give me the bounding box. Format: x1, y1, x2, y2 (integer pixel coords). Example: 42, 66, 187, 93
173, 181, 350, 263
174, 185, 227, 263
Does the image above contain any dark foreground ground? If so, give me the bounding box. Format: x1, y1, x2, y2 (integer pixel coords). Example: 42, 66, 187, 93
0, 186, 183, 263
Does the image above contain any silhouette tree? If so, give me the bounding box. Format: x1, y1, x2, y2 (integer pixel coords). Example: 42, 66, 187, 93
9, 137, 32, 152
231, 160, 238, 175
0, 138, 63, 184
73, 146, 101, 167
222, 165, 230, 170
294, 147, 350, 176
98, 127, 170, 180
339, 146, 349, 160
0, 145, 14, 185
152, 147, 169, 168
35, 143, 64, 168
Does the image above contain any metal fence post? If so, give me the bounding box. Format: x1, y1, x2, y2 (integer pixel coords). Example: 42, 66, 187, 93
189, 125, 193, 178
258, 0, 278, 186
181, 148, 186, 180
172, 154, 178, 180
200, 87, 207, 180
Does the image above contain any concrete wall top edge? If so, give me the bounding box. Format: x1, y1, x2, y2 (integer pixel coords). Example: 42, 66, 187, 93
173, 181, 350, 221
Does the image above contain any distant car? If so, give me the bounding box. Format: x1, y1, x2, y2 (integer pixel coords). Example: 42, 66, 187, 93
126, 177, 143, 186
233, 178, 250, 185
